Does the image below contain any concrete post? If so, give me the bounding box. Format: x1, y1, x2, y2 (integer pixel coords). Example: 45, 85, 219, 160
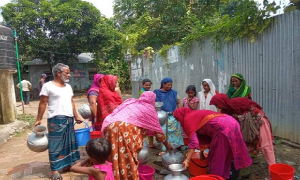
0, 69, 17, 124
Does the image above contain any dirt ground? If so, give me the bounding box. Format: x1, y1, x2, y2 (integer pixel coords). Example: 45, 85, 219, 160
0, 94, 299, 180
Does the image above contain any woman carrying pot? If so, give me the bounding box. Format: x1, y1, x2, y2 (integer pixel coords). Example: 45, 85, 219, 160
101, 91, 173, 180
174, 108, 252, 179
210, 93, 276, 165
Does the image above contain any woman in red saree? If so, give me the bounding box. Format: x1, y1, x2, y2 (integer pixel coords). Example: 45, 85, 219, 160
174, 108, 252, 179
210, 93, 276, 165
97, 75, 123, 123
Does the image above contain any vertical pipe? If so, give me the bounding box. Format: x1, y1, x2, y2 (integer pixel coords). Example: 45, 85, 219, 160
14, 29, 24, 114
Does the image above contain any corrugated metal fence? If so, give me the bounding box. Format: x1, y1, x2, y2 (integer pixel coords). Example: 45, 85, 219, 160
131, 11, 300, 144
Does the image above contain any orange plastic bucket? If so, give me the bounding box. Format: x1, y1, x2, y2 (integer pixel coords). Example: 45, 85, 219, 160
269, 163, 294, 180
189, 152, 208, 176
90, 131, 102, 139
190, 175, 225, 180
189, 176, 215, 180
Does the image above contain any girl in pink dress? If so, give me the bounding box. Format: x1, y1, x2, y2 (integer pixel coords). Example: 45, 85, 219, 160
70, 138, 114, 180
182, 85, 199, 110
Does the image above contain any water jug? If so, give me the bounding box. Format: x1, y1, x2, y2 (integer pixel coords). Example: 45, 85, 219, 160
155, 102, 168, 125
27, 125, 48, 152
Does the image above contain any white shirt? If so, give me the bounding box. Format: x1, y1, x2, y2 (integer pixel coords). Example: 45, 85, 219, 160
40, 81, 74, 118
17, 80, 32, 91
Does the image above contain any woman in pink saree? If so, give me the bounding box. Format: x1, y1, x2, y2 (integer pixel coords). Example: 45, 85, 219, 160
174, 108, 252, 179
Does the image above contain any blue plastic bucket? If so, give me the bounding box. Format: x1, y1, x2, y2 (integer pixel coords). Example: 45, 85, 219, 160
75, 121, 90, 146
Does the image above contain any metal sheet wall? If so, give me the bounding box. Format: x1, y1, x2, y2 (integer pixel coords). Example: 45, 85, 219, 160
131, 11, 300, 143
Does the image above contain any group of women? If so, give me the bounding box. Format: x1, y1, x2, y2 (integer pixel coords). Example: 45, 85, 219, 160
85, 73, 275, 180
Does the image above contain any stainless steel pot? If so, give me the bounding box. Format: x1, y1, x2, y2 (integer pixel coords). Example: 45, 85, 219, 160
27, 125, 48, 152
78, 104, 92, 119
164, 164, 189, 180
137, 147, 149, 164
162, 150, 185, 170
155, 102, 168, 125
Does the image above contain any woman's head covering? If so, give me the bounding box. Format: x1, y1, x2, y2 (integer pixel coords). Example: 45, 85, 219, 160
98, 75, 123, 121
226, 73, 251, 99
174, 108, 223, 138
160, 77, 173, 89
87, 74, 104, 98
198, 79, 217, 111
210, 93, 262, 115
101, 91, 163, 134
202, 79, 216, 95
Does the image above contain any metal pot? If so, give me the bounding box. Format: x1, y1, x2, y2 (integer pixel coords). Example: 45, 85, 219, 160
162, 150, 185, 170
164, 164, 189, 180
155, 102, 168, 125
137, 147, 149, 164
27, 125, 48, 152
78, 104, 92, 119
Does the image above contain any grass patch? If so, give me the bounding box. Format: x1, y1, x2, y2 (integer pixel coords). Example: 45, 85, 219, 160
17, 114, 36, 127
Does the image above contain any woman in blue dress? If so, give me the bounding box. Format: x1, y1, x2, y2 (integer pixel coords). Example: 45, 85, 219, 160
154, 77, 184, 154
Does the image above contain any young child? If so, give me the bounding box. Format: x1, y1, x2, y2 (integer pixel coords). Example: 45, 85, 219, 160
139, 79, 156, 148
70, 138, 114, 180
139, 79, 152, 96
182, 85, 199, 110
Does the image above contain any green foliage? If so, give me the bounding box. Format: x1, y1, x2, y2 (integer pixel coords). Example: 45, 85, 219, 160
17, 114, 35, 127
114, 0, 279, 58
96, 59, 131, 92
180, 0, 279, 54
1, 0, 105, 68
1, 0, 131, 92
284, 0, 300, 12
159, 44, 174, 62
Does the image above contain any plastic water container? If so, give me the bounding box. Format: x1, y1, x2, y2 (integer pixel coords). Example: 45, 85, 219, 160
269, 163, 295, 180
75, 121, 90, 146
190, 175, 225, 180
138, 165, 155, 180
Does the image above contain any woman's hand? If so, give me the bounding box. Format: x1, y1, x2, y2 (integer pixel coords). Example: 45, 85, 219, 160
183, 159, 190, 169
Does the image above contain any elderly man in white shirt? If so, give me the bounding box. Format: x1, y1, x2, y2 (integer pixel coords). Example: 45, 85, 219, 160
33, 63, 83, 180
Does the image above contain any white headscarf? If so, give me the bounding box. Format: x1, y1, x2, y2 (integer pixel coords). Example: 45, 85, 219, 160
198, 79, 217, 111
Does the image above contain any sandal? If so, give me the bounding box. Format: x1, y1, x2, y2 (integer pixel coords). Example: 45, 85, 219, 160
50, 173, 63, 180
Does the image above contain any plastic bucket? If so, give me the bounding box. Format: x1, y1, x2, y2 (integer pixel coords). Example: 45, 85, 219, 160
138, 165, 155, 180
94, 122, 102, 131
75, 121, 90, 146
90, 131, 102, 139
269, 163, 295, 180
190, 175, 225, 180
189, 152, 208, 176
189, 176, 216, 180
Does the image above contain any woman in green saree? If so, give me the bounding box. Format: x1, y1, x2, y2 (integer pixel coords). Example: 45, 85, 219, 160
227, 73, 252, 99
